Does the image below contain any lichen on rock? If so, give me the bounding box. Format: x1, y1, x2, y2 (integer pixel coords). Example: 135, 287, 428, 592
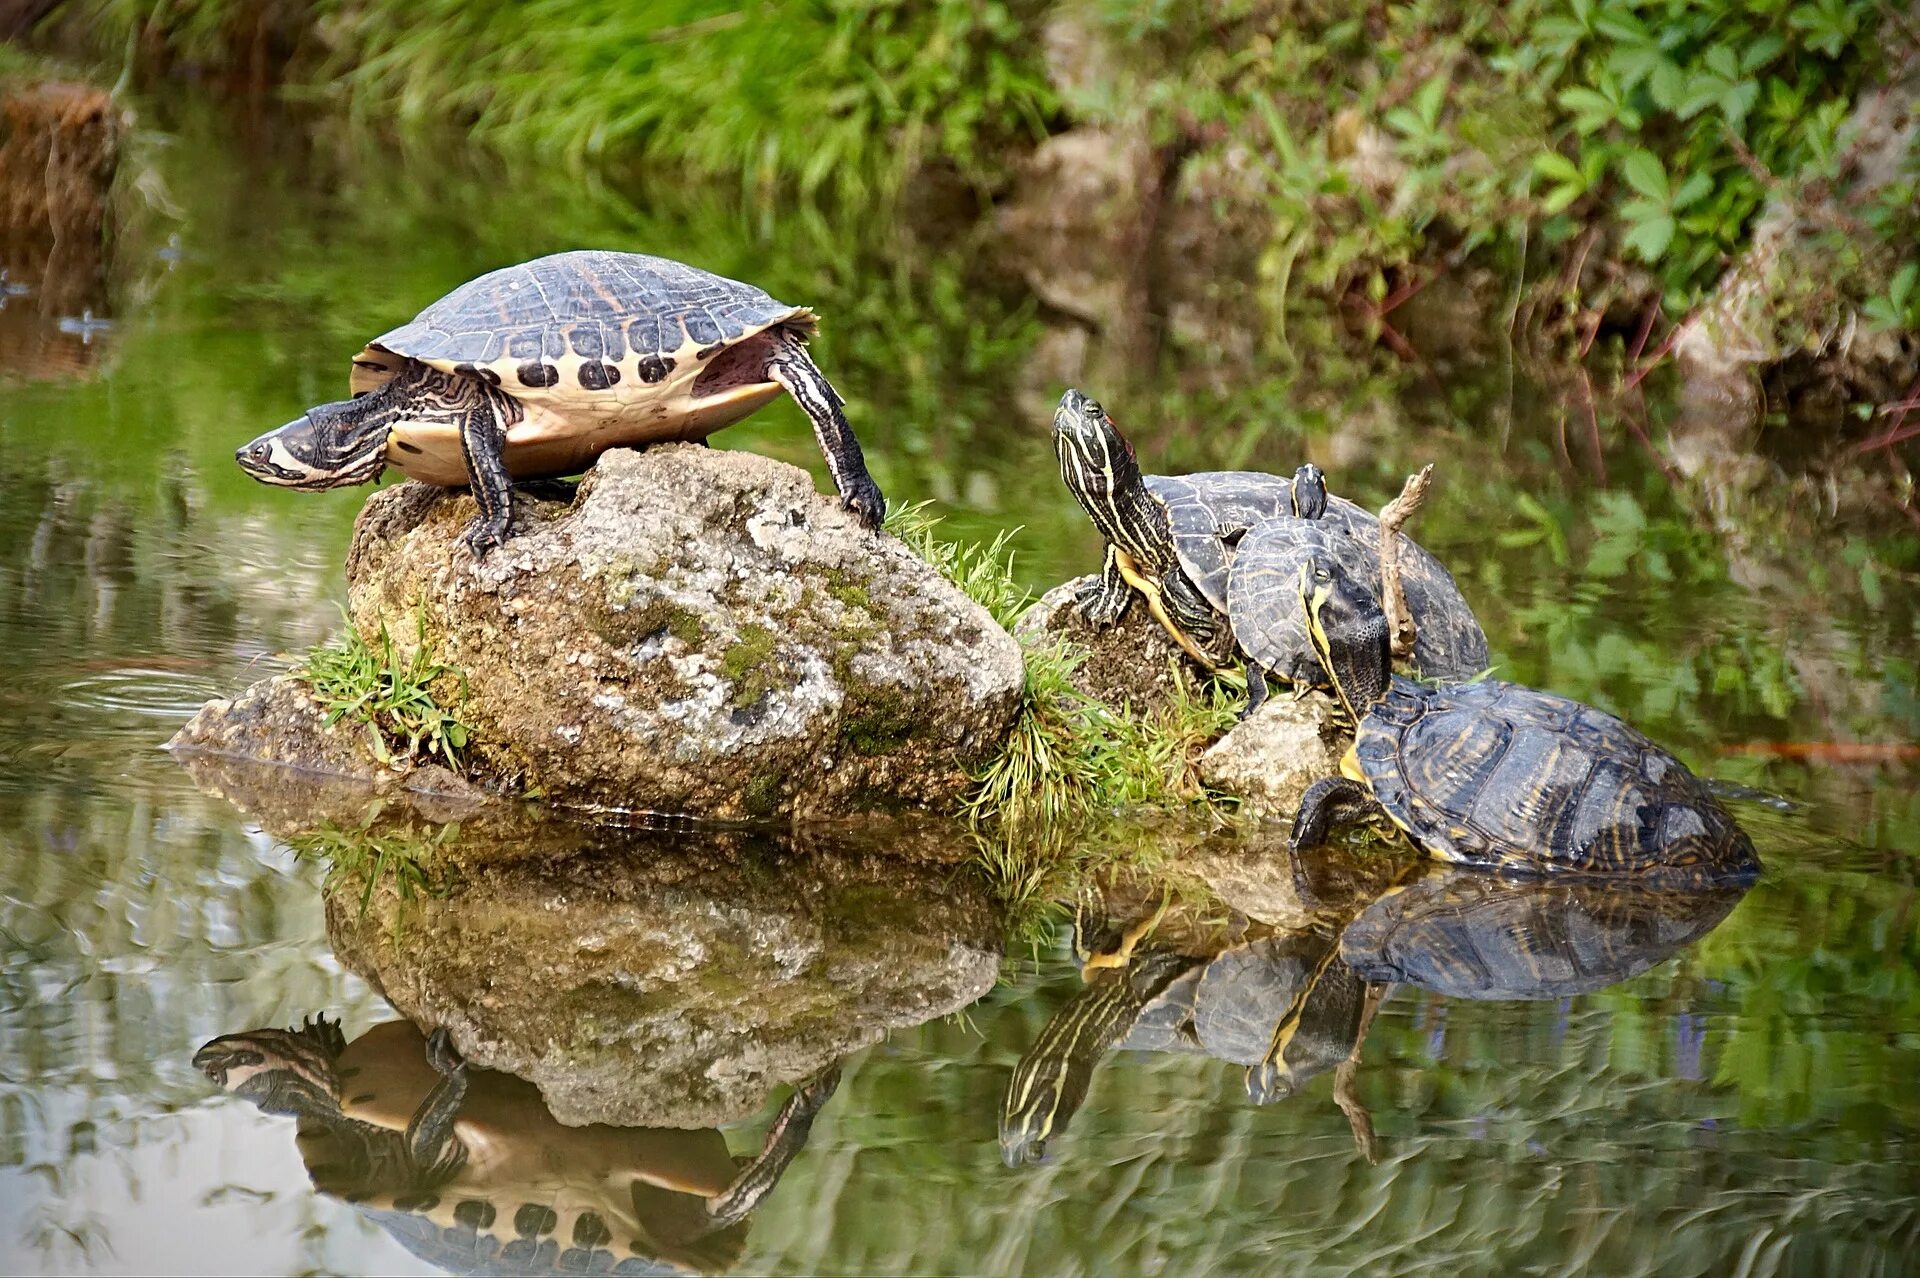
173, 445, 1024, 820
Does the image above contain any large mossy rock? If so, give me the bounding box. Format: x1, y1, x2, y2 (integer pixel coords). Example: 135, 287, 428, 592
175, 445, 1024, 819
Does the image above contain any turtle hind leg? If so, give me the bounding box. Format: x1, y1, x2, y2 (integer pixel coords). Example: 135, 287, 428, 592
458, 389, 518, 559
765, 335, 884, 530
1289, 776, 1387, 852
701, 1063, 842, 1232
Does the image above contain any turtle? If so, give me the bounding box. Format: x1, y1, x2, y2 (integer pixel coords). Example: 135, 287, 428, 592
235, 250, 885, 558
1226, 477, 1490, 715
194, 1015, 840, 1275
1049, 388, 1488, 690
1338, 865, 1749, 1000
1287, 553, 1762, 880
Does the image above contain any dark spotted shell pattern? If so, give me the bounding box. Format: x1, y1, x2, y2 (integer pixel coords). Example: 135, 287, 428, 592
1146, 471, 1490, 681
1354, 678, 1760, 878
367, 250, 803, 397
1338, 867, 1748, 999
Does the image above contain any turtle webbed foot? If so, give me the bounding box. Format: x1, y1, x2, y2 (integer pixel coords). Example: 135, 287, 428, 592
840, 473, 886, 531
460, 515, 508, 561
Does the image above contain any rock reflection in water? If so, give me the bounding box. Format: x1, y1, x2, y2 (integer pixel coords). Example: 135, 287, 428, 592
320, 818, 1002, 1130
1001, 848, 1749, 1169
195, 1016, 837, 1275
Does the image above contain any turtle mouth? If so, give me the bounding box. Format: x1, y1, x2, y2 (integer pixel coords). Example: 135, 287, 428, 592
236, 419, 387, 490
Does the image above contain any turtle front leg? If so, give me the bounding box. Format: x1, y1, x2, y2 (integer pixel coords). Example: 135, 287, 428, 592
1242, 664, 1270, 720
702, 1063, 842, 1231
458, 395, 515, 559
1289, 776, 1388, 852
1073, 544, 1134, 629
766, 337, 885, 530
403, 1028, 471, 1186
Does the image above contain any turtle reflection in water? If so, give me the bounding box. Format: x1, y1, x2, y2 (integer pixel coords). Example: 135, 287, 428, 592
195, 1016, 838, 1275
999, 899, 1383, 1168
1340, 866, 1749, 1001
1000, 863, 1749, 1168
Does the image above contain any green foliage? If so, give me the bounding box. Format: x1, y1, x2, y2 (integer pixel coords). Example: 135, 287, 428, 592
887, 502, 1239, 827
296, 610, 472, 769
120, 0, 1057, 205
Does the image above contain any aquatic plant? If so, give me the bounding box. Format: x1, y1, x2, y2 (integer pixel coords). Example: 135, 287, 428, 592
295, 609, 472, 769
886, 501, 1239, 828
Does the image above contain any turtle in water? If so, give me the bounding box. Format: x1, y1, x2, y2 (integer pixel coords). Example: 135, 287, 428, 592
195, 1016, 839, 1274
1049, 389, 1487, 688
235, 250, 885, 557
1339, 865, 1749, 1001
1288, 553, 1761, 880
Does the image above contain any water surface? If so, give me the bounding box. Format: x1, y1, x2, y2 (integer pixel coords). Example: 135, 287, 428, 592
1, 97, 1916, 1276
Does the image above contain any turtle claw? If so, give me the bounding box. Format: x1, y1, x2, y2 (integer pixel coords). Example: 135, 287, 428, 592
841, 476, 886, 531
425, 1027, 466, 1076
461, 517, 507, 561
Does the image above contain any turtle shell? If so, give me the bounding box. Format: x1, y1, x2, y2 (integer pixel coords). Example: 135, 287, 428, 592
1147, 471, 1489, 681
351, 250, 814, 486
1338, 866, 1748, 999
1353, 678, 1761, 878
1188, 933, 1358, 1072
1228, 513, 1489, 684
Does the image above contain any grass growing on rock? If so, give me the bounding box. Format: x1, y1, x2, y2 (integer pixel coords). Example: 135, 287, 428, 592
297, 611, 472, 770
885, 502, 1239, 828
290, 818, 458, 921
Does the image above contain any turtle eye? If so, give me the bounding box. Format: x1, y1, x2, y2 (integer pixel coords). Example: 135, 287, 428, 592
1084, 400, 1102, 418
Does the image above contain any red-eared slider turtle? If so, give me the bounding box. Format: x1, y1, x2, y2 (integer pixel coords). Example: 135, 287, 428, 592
194, 1016, 839, 1274
1339, 866, 1747, 1000
1050, 389, 1487, 687
1227, 472, 1489, 715
1288, 555, 1761, 880
236, 250, 885, 557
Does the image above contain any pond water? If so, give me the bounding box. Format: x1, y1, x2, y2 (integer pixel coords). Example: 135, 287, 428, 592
2, 98, 1917, 1276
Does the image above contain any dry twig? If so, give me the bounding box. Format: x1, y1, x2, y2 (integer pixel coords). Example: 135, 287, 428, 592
1377, 465, 1433, 662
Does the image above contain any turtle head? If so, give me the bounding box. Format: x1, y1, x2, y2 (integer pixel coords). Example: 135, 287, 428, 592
1052, 388, 1146, 519
1301, 552, 1391, 720
194, 1015, 346, 1115
237, 396, 395, 490
1291, 463, 1328, 520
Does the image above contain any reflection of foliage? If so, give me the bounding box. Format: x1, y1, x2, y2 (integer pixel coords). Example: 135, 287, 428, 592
296, 610, 471, 769
291, 817, 459, 917
888, 503, 1238, 826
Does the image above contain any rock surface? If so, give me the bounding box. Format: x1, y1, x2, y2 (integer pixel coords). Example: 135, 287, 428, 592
173, 445, 1024, 819
326, 826, 1002, 1128
1198, 697, 1348, 823
1016, 574, 1212, 717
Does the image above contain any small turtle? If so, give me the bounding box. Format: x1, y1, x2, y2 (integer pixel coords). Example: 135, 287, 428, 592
1339, 866, 1749, 1000
236, 250, 885, 557
1288, 554, 1761, 880
195, 1015, 839, 1274
1050, 389, 1487, 688
1227, 469, 1489, 714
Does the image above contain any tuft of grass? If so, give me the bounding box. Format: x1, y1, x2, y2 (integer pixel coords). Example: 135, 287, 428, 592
887, 502, 1240, 828
296, 609, 472, 770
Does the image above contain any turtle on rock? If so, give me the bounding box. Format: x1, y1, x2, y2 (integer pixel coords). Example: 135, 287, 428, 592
1049, 388, 1487, 692
235, 250, 886, 557
1288, 553, 1761, 881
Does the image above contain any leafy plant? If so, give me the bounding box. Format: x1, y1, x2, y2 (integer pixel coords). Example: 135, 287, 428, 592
290, 817, 459, 918
296, 609, 472, 769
